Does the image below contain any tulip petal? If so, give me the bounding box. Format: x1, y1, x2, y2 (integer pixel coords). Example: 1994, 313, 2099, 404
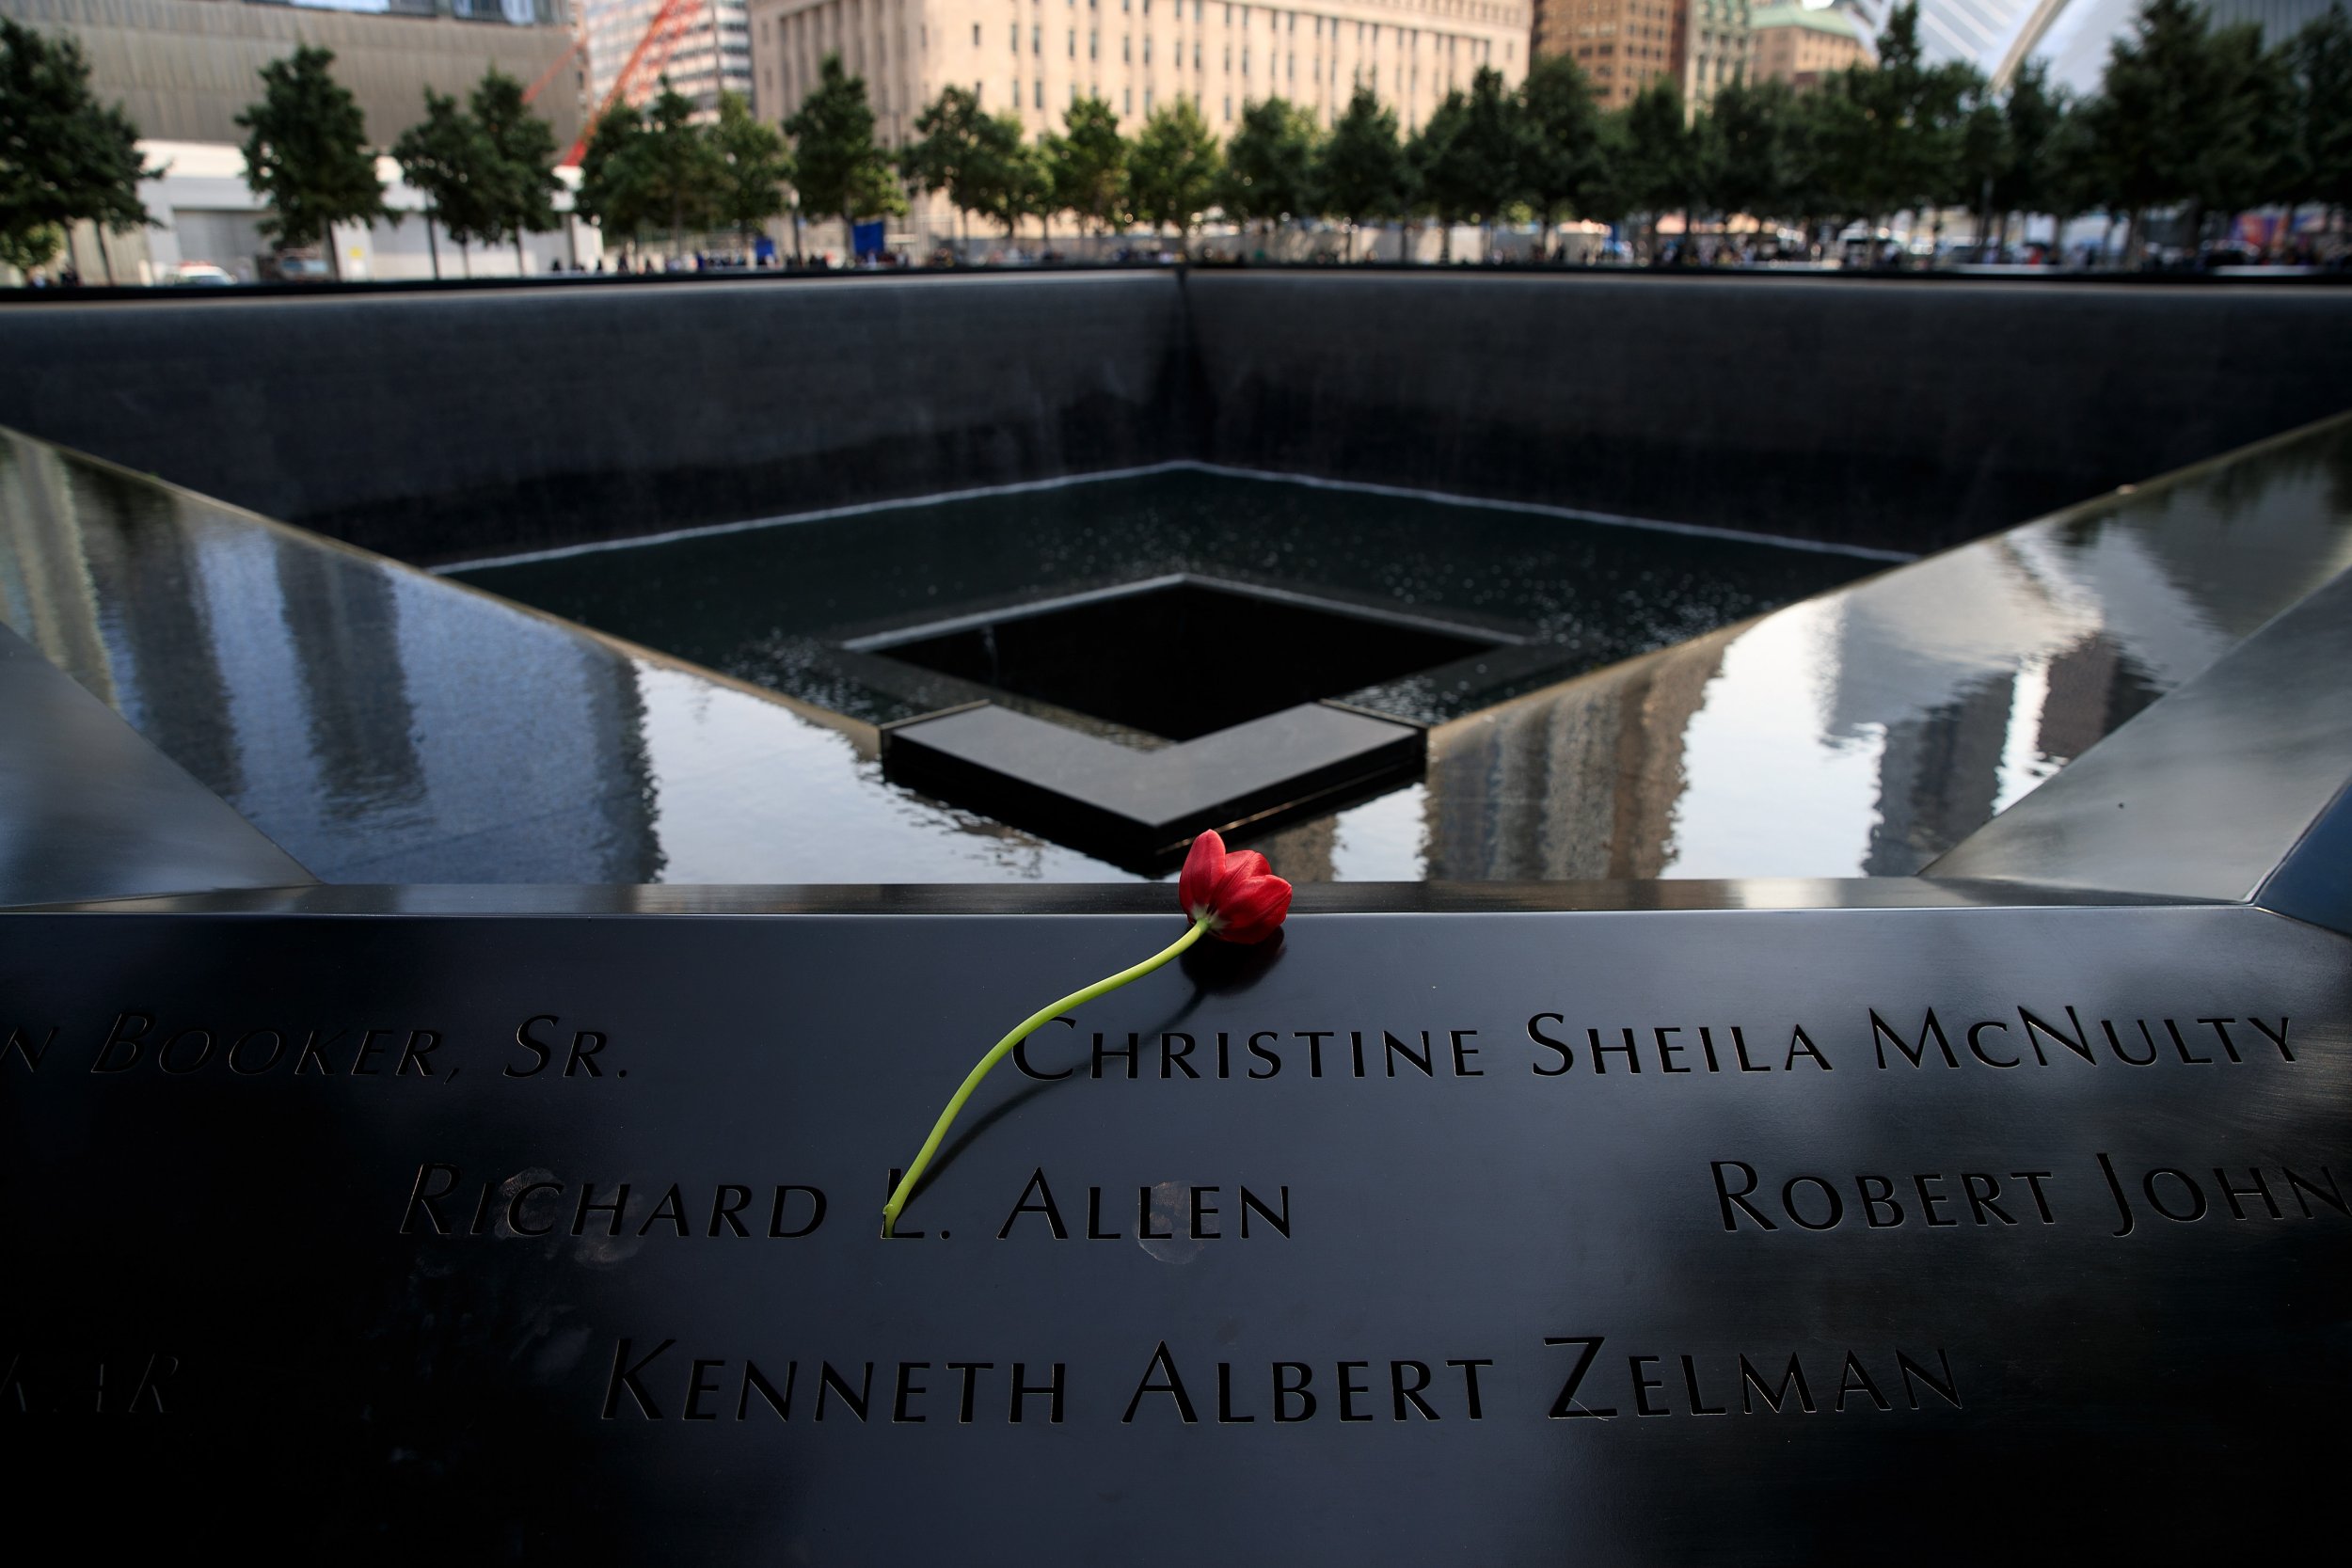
1178, 830, 1227, 920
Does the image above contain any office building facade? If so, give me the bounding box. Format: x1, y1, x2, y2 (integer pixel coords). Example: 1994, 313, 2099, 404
580, 0, 754, 114
1531, 0, 1686, 110
1748, 1, 1870, 89
746, 0, 1531, 147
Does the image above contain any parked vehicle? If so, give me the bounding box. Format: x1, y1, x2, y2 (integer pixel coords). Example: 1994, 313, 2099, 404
257, 251, 332, 283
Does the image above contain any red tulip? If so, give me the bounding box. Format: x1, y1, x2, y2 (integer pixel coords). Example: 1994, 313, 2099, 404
883, 828, 1293, 1236
1179, 830, 1293, 944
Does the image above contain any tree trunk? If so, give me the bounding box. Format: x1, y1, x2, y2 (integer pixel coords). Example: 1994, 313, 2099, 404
326, 226, 342, 281
459, 242, 470, 278
516, 234, 527, 274
425, 213, 441, 280
93, 225, 116, 285
1439, 222, 1452, 264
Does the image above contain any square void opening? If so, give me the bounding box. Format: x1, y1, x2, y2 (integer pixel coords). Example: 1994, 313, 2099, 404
867, 578, 1502, 740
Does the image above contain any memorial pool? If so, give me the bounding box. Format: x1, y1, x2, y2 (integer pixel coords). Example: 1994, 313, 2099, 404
7, 418, 2350, 884
451, 470, 1879, 730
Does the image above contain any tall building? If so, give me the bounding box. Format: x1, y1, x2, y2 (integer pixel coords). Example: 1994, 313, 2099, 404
1677, 0, 1750, 105
1748, 1, 1870, 89
746, 0, 1532, 149
580, 0, 753, 115
0, 0, 582, 145
1531, 0, 1683, 110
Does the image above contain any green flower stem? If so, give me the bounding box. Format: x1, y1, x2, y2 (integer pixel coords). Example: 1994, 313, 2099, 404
882, 914, 1214, 1237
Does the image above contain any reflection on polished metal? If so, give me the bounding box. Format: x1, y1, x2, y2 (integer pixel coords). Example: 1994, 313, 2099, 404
0, 620, 312, 907
0, 428, 1131, 884
1426, 414, 2352, 880
884, 701, 1425, 869
7, 415, 2352, 881
1928, 564, 2352, 912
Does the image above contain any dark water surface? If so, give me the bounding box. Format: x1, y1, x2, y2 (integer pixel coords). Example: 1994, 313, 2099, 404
453, 470, 1876, 729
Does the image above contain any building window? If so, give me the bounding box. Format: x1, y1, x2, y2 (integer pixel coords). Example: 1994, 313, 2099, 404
1035, 78, 1043, 105
976, 22, 983, 45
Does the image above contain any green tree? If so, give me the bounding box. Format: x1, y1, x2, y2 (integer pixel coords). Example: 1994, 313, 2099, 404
1990, 60, 2069, 254
2185, 24, 2294, 245
1705, 76, 1804, 241
1316, 86, 1410, 261
904, 84, 992, 249
391, 88, 494, 278
1618, 77, 1696, 262
236, 45, 388, 278
1003, 136, 1056, 245
574, 101, 654, 258
1801, 68, 1884, 235
1220, 96, 1318, 250
1954, 78, 2013, 258
1410, 68, 1524, 261
2290, 4, 2352, 225
0, 19, 155, 282
961, 110, 1035, 243
0, 221, 65, 277
711, 89, 791, 248
2042, 97, 2114, 261
1047, 95, 1130, 239
470, 67, 562, 273
634, 80, 727, 255
1867, 6, 1970, 244
783, 54, 904, 246
1519, 54, 1604, 260
1128, 96, 1221, 253
2084, 0, 2231, 261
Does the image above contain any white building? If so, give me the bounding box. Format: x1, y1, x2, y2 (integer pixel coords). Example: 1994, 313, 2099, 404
129, 140, 601, 284
580, 0, 755, 114
747, 0, 1532, 150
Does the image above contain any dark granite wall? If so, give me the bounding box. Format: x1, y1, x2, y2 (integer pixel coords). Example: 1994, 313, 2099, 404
1184, 274, 2352, 551
2, 271, 2346, 562
0, 273, 1193, 563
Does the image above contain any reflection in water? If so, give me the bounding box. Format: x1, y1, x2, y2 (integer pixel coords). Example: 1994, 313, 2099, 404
3, 418, 2349, 884
0, 431, 1128, 883
1427, 419, 2352, 879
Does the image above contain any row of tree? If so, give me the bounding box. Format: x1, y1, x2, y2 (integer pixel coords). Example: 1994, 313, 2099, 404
8, 0, 2349, 279
884, 0, 2352, 262
603, 0, 2348, 264
0, 25, 564, 281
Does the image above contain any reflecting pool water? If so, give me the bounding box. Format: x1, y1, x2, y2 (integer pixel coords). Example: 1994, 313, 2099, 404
5, 421, 2349, 886
452, 470, 1878, 729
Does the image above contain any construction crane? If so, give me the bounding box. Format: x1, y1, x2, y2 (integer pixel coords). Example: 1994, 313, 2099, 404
558, 0, 712, 166
520, 33, 587, 107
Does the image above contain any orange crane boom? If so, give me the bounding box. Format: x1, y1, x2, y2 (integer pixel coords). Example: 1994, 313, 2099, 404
521, 33, 587, 105
563, 0, 708, 166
